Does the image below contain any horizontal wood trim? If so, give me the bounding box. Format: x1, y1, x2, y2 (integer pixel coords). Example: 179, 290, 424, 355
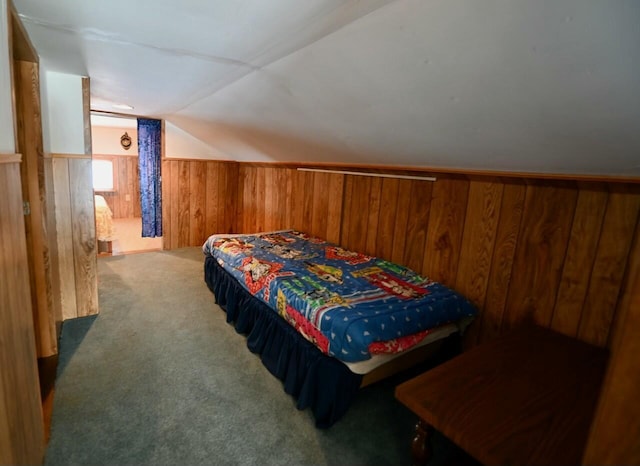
237, 161, 640, 184
0, 153, 22, 164
50, 153, 92, 160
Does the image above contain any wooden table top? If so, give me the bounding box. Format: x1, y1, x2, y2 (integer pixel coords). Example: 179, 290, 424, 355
395, 325, 608, 466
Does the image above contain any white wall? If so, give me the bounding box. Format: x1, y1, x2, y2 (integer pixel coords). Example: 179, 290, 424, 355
41, 70, 86, 154
92, 126, 138, 155
0, 0, 14, 153
165, 121, 221, 160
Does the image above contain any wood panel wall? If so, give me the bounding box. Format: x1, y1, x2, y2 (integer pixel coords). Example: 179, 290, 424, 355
51, 154, 99, 320
161, 159, 239, 249
0, 157, 45, 464
95, 155, 141, 219
13, 58, 59, 357
164, 161, 640, 350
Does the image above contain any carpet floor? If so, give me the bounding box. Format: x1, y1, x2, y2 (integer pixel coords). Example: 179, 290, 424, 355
44, 247, 466, 465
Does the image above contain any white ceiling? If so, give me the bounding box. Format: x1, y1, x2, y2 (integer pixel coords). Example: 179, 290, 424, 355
14, 0, 640, 176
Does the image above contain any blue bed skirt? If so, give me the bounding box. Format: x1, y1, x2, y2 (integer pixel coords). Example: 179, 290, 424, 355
204, 256, 363, 428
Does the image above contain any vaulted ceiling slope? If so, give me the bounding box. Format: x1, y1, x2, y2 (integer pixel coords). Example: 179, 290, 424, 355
14, 0, 640, 176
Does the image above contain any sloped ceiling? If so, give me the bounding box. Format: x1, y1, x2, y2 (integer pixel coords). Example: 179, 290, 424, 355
14, 0, 640, 176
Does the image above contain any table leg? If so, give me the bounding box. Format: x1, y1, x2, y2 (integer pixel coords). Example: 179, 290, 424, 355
411, 419, 433, 466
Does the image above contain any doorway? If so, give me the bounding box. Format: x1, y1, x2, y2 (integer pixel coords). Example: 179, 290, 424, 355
90, 113, 163, 255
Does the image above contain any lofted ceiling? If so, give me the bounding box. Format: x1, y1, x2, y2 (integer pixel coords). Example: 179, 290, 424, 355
14, 0, 640, 176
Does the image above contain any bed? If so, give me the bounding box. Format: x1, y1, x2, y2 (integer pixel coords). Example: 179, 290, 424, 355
202, 230, 477, 427
94, 194, 114, 242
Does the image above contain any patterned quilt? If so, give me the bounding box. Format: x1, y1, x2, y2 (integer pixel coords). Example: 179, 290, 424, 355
203, 230, 476, 362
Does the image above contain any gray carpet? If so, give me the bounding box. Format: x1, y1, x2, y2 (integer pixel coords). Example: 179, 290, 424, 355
44, 247, 463, 466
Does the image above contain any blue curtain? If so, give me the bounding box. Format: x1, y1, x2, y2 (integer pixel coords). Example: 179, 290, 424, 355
137, 118, 162, 237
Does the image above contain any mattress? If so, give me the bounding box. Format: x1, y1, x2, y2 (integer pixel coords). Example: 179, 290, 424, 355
203, 230, 477, 364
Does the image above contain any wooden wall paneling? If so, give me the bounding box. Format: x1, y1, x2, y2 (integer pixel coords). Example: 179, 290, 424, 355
577, 185, 640, 347
221, 162, 233, 234
14, 59, 56, 356
551, 185, 608, 338
284, 168, 294, 229
176, 161, 191, 247
325, 172, 344, 244
503, 182, 578, 331
52, 157, 78, 319
344, 176, 372, 253
204, 162, 218, 237
339, 174, 354, 246
365, 177, 382, 257
255, 165, 266, 232
0, 161, 45, 465
582, 220, 640, 466
273, 168, 288, 231
422, 177, 470, 286
161, 160, 171, 249
244, 166, 257, 233
454, 180, 503, 345
235, 164, 246, 233
226, 162, 239, 233
478, 182, 526, 343
391, 180, 412, 267
68, 158, 98, 317
311, 171, 330, 240
266, 167, 277, 231
169, 160, 180, 249
118, 155, 128, 217
402, 180, 433, 273
43, 156, 62, 331
375, 178, 399, 261
302, 170, 314, 235
189, 160, 206, 246
133, 157, 141, 218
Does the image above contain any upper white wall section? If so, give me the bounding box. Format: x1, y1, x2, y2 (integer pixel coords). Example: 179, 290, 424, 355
41, 70, 86, 154
16, 0, 640, 176
0, 0, 15, 153
92, 125, 138, 155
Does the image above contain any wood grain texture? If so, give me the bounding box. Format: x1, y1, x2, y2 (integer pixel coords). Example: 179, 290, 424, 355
161, 160, 171, 249
455, 180, 503, 345
391, 179, 412, 267
14, 59, 56, 357
583, 223, 640, 466
375, 178, 399, 261
578, 186, 640, 346
403, 180, 432, 273
422, 178, 469, 286
52, 158, 77, 320
189, 161, 206, 246
68, 159, 98, 317
43, 158, 62, 329
96, 156, 140, 219
503, 182, 578, 330
551, 186, 608, 338
0, 161, 45, 465
396, 325, 608, 466
177, 161, 191, 247
479, 182, 526, 343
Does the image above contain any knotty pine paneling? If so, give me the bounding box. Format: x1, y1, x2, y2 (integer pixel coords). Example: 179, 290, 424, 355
96, 155, 141, 219
169, 161, 640, 350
